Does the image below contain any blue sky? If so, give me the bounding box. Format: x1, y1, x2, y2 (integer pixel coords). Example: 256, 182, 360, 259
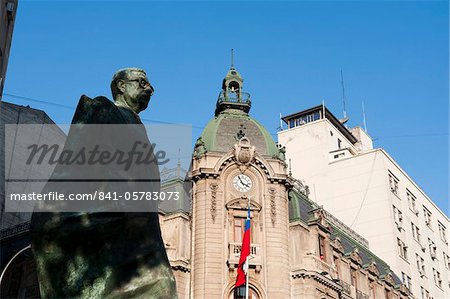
3, 1, 449, 214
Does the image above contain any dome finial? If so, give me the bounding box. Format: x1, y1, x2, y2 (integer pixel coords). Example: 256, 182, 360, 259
231, 48, 235, 69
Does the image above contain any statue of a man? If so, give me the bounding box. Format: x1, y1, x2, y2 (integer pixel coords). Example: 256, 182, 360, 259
31, 68, 178, 298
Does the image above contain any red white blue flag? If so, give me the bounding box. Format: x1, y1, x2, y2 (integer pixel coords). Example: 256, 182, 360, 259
235, 206, 251, 288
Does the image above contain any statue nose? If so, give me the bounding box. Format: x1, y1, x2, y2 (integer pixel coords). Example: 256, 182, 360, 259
148, 85, 155, 96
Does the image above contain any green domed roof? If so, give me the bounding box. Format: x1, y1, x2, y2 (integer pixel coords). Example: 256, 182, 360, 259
199, 109, 279, 157
195, 65, 281, 159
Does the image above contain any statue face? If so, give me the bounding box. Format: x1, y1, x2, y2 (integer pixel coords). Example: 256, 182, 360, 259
120, 71, 154, 113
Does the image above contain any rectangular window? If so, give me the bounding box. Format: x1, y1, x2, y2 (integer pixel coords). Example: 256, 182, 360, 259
289, 119, 295, 128
416, 253, 425, 276
428, 238, 437, 260
397, 238, 408, 261
337, 138, 342, 149
333, 255, 340, 277
411, 222, 421, 243
388, 172, 399, 195
423, 206, 432, 228
350, 267, 358, 289
368, 278, 375, 299
401, 272, 412, 291
393, 205, 403, 229
318, 235, 327, 261
420, 287, 430, 299
438, 221, 447, 243
233, 217, 254, 243
443, 252, 449, 270
444, 252, 450, 269
234, 218, 243, 242
407, 190, 418, 215
433, 268, 442, 288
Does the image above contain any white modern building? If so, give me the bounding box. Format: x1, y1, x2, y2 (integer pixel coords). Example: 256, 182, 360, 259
278, 105, 449, 299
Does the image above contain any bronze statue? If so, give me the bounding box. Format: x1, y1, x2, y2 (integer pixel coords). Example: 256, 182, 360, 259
31, 68, 178, 298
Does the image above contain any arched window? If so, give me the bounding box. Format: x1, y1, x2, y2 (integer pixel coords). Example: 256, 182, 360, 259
228, 81, 240, 92
230, 286, 260, 299
0, 246, 40, 298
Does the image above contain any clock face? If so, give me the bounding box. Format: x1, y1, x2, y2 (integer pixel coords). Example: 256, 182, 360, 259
233, 174, 253, 192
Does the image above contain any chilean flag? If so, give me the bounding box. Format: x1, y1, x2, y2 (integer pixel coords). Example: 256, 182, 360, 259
235, 207, 251, 288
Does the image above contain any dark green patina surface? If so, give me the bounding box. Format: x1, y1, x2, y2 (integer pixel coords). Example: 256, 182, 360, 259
31, 68, 177, 298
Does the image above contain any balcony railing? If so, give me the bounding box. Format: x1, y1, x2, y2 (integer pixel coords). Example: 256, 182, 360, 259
340, 281, 351, 295
356, 290, 369, 299
228, 242, 262, 266
217, 90, 251, 104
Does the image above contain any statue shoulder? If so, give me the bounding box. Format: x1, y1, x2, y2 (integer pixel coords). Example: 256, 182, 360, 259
71, 95, 125, 124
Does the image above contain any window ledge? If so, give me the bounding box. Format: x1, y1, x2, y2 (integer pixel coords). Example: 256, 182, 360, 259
399, 256, 409, 264
391, 191, 401, 200
409, 208, 419, 216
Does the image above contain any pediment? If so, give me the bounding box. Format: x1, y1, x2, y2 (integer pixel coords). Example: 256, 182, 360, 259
226, 198, 262, 211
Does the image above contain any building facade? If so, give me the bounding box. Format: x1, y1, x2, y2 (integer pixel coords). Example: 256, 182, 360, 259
0, 0, 18, 96
1, 73, 413, 299
278, 105, 449, 299
0, 102, 65, 298
159, 69, 411, 299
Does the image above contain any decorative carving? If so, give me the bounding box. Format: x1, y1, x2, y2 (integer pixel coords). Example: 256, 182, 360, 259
383, 272, 395, 286
235, 124, 247, 140
226, 197, 262, 211
331, 237, 344, 253
234, 137, 255, 166
268, 188, 277, 225
210, 183, 219, 223
350, 248, 363, 265
291, 178, 310, 198
314, 209, 325, 223
193, 136, 206, 157
367, 261, 380, 276
277, 144, 286, 161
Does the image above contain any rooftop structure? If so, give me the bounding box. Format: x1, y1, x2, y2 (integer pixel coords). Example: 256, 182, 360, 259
279, 104, 449, 299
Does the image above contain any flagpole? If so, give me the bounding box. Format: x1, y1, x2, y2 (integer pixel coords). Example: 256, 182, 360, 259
245, 195, 250, 299
245, 255, 249, 299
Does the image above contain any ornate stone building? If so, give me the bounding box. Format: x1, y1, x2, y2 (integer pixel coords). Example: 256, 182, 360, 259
1, 67, 413, 299
159, 66, 412, 299
1, 102, 64, 298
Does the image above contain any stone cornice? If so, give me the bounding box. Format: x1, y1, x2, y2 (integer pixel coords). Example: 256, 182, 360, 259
162, 211, 191, 222
291, 270, 342, 293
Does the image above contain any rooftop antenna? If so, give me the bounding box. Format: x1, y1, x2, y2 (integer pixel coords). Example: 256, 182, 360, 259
362, 101, 368, 133
279, 112, 283, 130
231, 48, 235, 69
175, 149, 181, 177
341, 69, 348, 124
340, 69, 348, 119
322, 99, 326, 119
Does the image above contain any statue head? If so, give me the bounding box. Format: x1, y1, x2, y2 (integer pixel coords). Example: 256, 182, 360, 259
111, 68, 154, 113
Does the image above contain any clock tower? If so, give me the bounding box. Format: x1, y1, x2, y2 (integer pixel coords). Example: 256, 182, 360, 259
191, 65, 290, 298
